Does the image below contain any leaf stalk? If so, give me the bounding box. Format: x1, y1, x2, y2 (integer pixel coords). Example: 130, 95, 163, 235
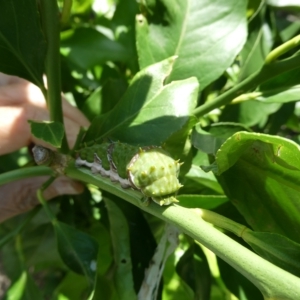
39, 0, 69, 153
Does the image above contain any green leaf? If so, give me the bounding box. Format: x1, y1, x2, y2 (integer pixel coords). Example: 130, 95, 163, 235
163, 251, 194, 299
4, 271, 43, 300
164, 116, 197, 174
220, 100, 282, 127
105, 198, 137, 300
53, 221, 99, 288
0, 0, 46, 87
136, 0, 248, 90
192, 122, 251, 155
84, 57, 198, 145
267, 0, 300, 7
183, 151, 224, 194
238, 5, 273, 81
0, 209, 39, 249
177, 195, 228, 209
255, 85, 300, 103
92, 223, 113, 276
207, 131, 300, 242
218, 256, 264, 300
176, 243, 211, 300
279, 21, 300, 42
243, 230, 300, 277
28, 120, 65, 148
53, 272, 95, 300
81, 78, 128, 121
111, 0, 139, 72
60, 28, 129, 70
254, 68, 300, 103
105, 196, 157, 293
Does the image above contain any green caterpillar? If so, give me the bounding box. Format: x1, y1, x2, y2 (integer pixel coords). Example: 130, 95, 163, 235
32, 142, 182, 206
75, 142, 182, 205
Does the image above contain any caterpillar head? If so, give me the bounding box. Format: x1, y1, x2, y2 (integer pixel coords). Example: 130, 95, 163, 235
127, 147, 182, 205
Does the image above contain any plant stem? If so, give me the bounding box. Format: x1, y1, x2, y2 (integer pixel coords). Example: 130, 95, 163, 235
65, 163, 300, 300
193, 48, 300, 118
39, 0, 69, 153
199, 209, 249, 237
15, 235, 25, 265
61, 0, 73, 27
0, 166, 54, 186
265, 34, 300, 64
36, 176, 56, 221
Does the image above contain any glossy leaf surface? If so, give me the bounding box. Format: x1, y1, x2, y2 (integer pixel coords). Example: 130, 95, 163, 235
84, 57, 198, 145
136, 0, 248, 90
28, 120, 65, 148
243, 230, 300, 277
54, 221, 99, 287
0, 0, 46, 87
207, 131, 300, 242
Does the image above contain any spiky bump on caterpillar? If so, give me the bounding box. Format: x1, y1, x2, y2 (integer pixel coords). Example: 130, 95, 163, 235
76, 142, 182, 205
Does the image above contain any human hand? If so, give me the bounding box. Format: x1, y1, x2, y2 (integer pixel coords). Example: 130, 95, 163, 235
0, 73, 90, 223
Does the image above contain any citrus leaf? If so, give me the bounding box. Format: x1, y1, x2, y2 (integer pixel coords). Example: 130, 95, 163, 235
105, 198, 136, 300
267, 0, 300, 7
4, 271, 43, 300
243, 230, 300, 277
176, 243, 211, 299
54, 221, 99, 287
192, 122, 251, 155
238, 5, 273, 81
60, 27, 129, 70
177, 195, 228, 209
256, 85, 300, 103
207, 131, 300, 242
84, 57, 198, 145
0, 0, 46, 87
255, 68, 300, 103
136, 0, 248, 90
28, 120, 65, 148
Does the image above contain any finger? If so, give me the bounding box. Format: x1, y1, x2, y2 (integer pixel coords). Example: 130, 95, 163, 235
0, 176, 84, 224
0, 104, 86, 154
0, 81, 90, 128
0, 73, 27, 86
61, 96, 90, 128
0, 79, 42, 105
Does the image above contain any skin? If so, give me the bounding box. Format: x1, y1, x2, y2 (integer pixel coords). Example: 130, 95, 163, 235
0, 73, 90, 223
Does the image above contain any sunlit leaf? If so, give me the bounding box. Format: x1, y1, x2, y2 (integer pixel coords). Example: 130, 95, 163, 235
205, 131, 300, 242
243, 230, 300, 277
136, 0, 248, 90
84, 57, 198, 145
238, 4, 273, 81
28, 120, 65, 148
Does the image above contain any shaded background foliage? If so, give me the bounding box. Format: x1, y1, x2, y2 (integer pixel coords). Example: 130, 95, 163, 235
0, 0, 300, 299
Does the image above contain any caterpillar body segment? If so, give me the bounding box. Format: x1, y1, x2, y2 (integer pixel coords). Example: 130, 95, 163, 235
76, 142, 182, 205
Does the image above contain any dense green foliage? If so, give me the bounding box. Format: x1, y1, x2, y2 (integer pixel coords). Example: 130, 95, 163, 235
1, 0, 300, 299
